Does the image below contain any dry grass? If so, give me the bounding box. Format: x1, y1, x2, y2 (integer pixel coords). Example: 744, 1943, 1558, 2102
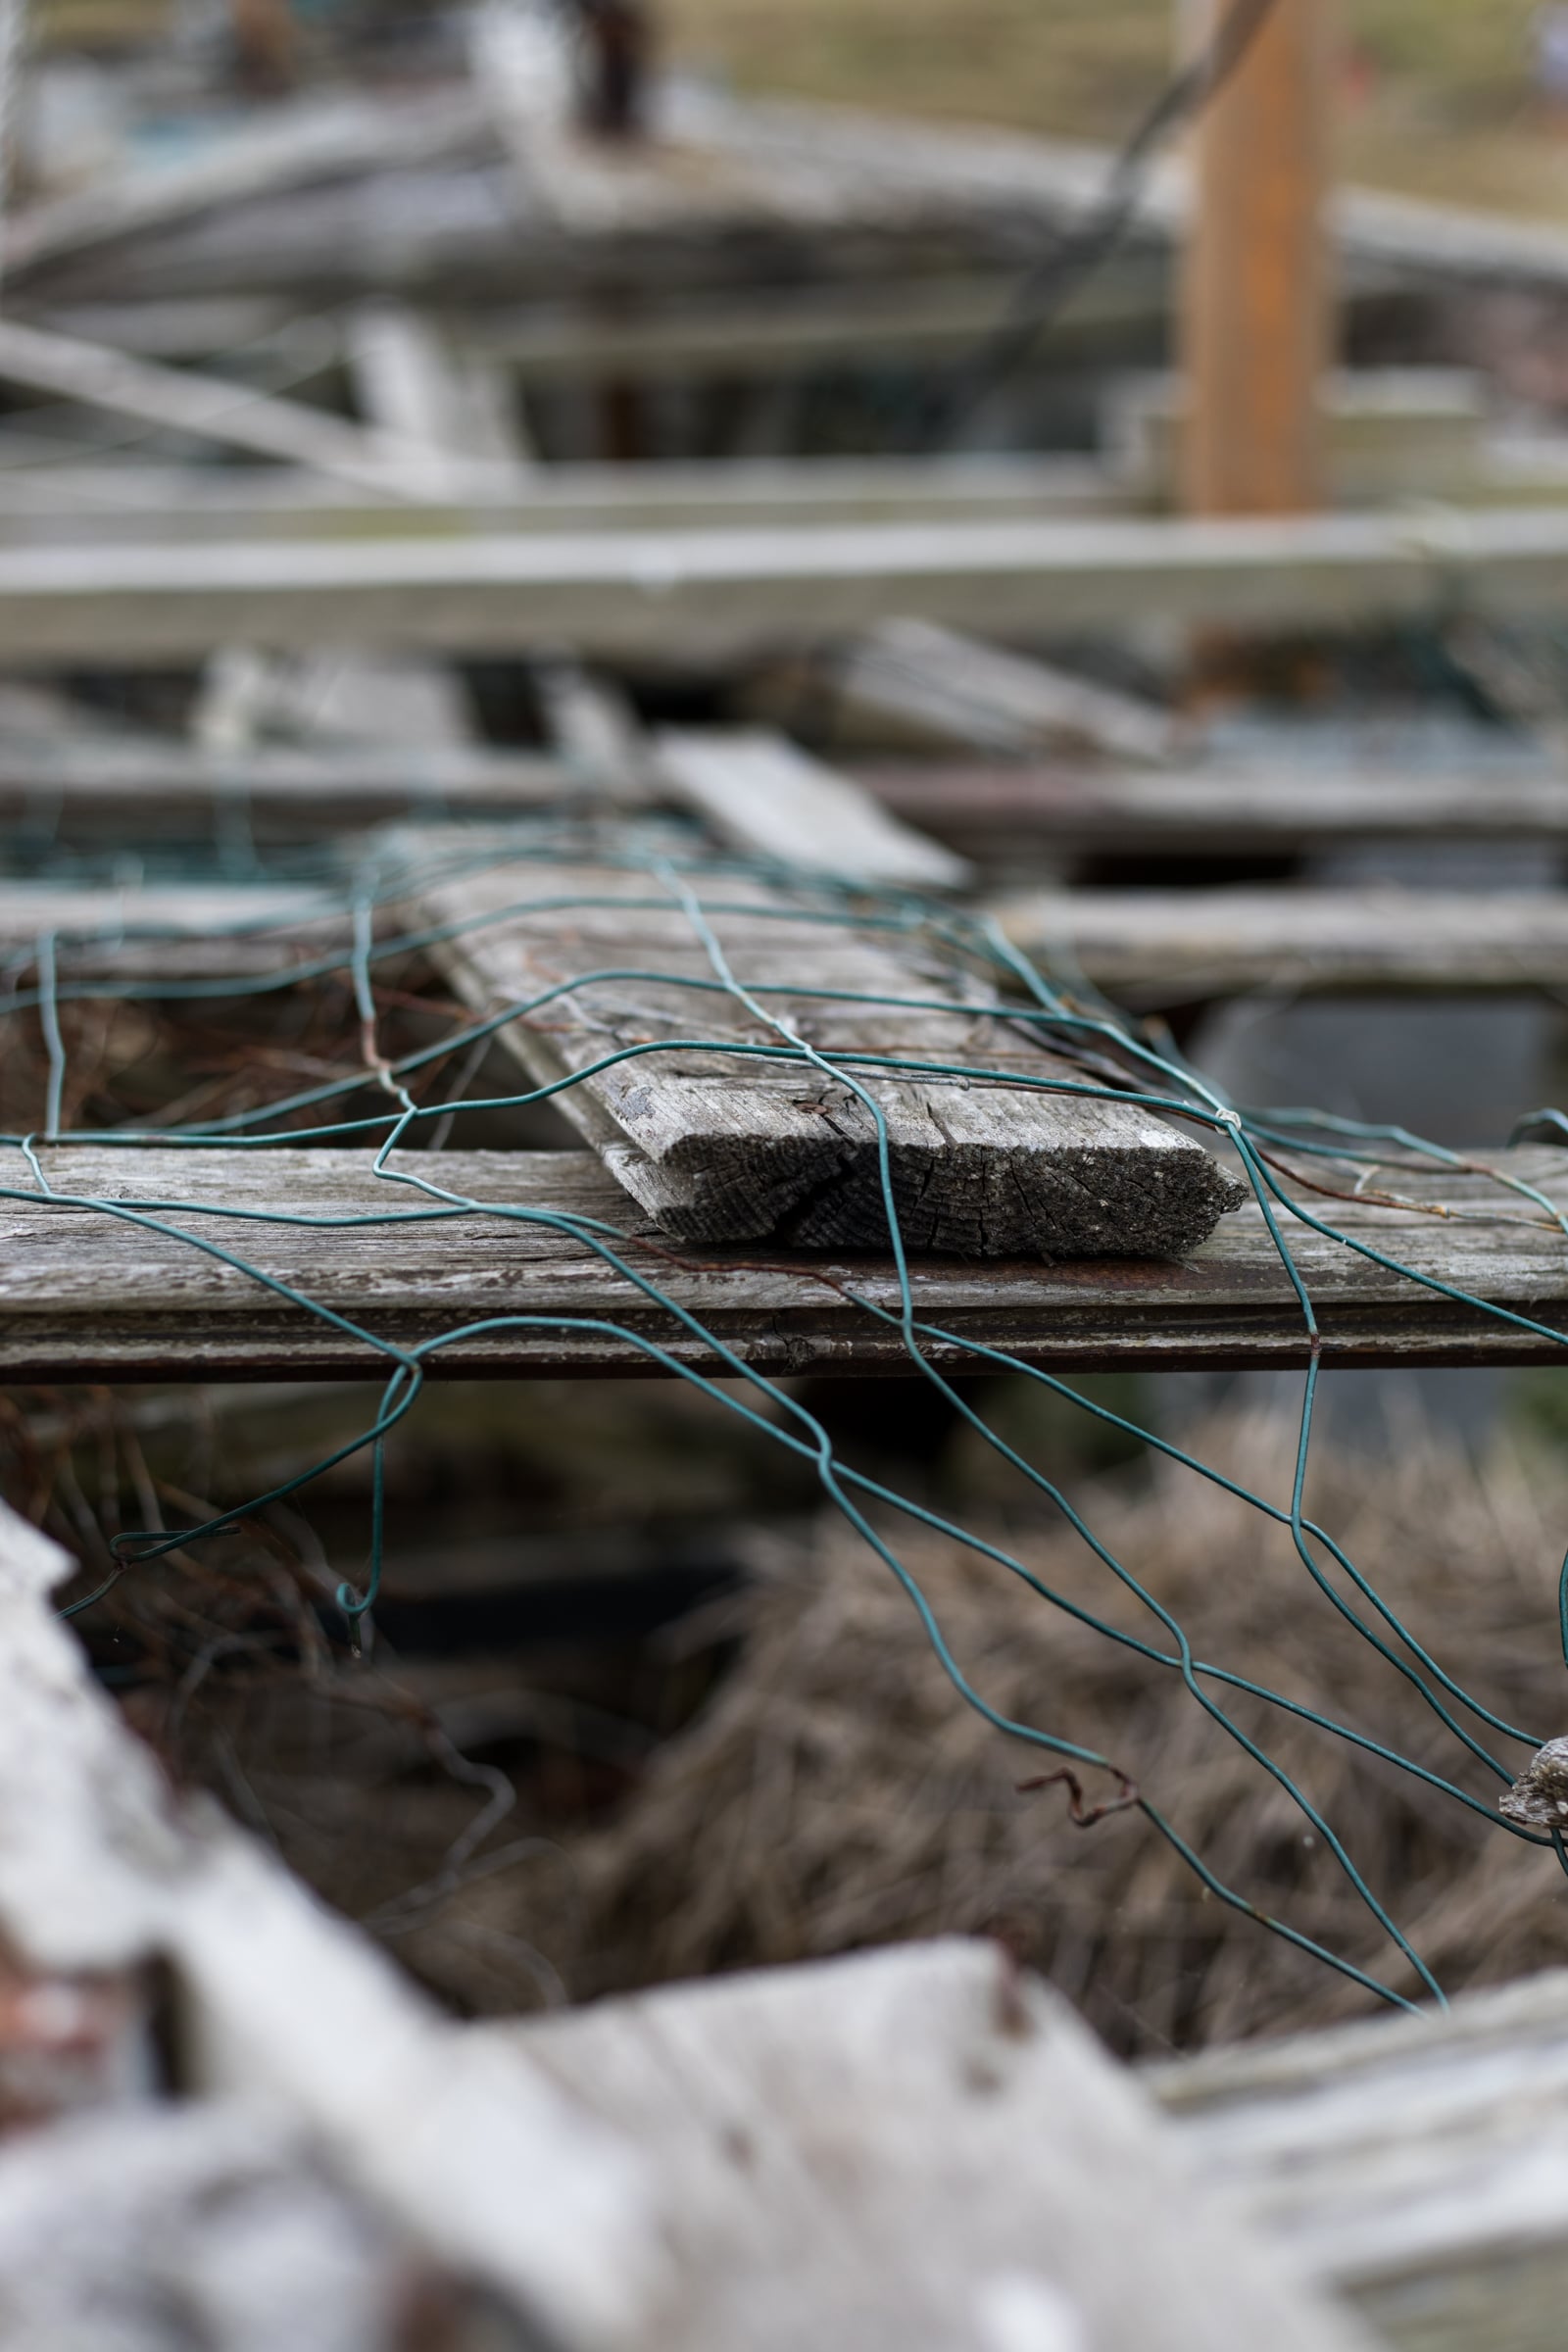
485, 1410, 1568, 2057
662, 0, 1568, 221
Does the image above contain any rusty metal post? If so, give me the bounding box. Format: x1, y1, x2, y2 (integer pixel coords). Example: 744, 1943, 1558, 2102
1180, 0, 1333, 514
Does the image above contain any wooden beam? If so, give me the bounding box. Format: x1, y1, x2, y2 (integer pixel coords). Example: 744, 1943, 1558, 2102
1152, 1966, 1568, 2352
0, 1518, 1364, 2352
0, 1494, 662, 2339
6, 507, 1568, 665
653, 726, 968, 890
0, 316, 477, 503
415, 850, 1237, 1255
496, 1941, 1367, 2352
0, 88, 493, 282
799, 618, 1178, 763
3, 1141, 1568, 1379
0, 454, 1127, 544
997, 886, 1568, 1005
345, 298, 532, 480
1181, 0, 1333, 516
17, 737, 1568, 858
858, 762, 1568, 857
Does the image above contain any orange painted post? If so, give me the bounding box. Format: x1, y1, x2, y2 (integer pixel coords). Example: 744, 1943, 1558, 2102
1180, 0, 1333, 515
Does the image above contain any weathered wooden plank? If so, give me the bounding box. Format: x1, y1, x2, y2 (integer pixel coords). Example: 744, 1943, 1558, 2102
1, 88, 495, 282
860, 763, 1568, 856
346, 297, 532, 479
414, 851, 1238, 1255
0, 454, 1126, 542
0, 1485, 1364, 2342
1152, 1966, 1568, 2352
466, 268, 1164, 380
0, 315, 477, 504
653, 726, 968, 890
809, 618, 1178, 762
503, 1939, 1368, 2352
6, 1140, 1568, 1380
0, 1495, 662, 2341
998, 886, 1568, 1004
3, 507, 1567, 665
0, 733, 571, 838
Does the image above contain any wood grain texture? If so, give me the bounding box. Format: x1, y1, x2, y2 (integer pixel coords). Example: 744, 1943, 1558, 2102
5, 1142, 1568, 1380
504, 1939, 1368, 2352
414, 851, 1239, 1257
1152, 1966, 1568, 2352
998, 886, 1568, 1004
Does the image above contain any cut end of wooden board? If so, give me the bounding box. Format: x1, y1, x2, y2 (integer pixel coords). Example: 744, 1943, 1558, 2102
414, 844, 1245, 1263
601, 1074, 1247, 1258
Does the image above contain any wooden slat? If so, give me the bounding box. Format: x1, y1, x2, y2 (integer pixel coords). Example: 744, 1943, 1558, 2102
0, 1502, 1365, 2352
998, 887, 1568, 1004
0, 454, 1127, 542
501, 1940, 1367, 2352
414, 851, 1238, 1256
653, 726, 969, 890
1152, 1966, 1568, 2352
1, 89, 493, 282
0, 734, 572, 838
860, 763, 1568, 856
3, 507, 1568, 665
809, 617, 1178, 763
0, 1495, 662, 2340
0, 316, 483, 504
6, 1141, 1568, 1379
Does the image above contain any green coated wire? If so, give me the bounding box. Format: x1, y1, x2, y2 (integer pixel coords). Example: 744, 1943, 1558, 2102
16, 817, 1568, 2017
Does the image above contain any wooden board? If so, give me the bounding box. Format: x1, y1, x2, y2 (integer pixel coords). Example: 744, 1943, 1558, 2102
6, 1141, 1568, 1380
414, 852, 1239, 1256
0, 1495, 1365, 2352
0, 1495, 662, 2342
503, 1939, 1368, 2352
859, 762, 1568, 857
653, 726, 968, 891
0, 316, 475, 504
808, 617, 1177, 764
0, 736, 572, 838
2, 506, 1568, 664
1152, 1966, 1568, 2352
998, 887, 1568, 1004
0, 455, 1126, 543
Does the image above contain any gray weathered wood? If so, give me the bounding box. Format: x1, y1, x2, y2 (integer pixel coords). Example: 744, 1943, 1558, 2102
3, 506, 1568, 665
414, 849, 1238, 1255
503, 1939, 1368, 2352
1152, 1966, 1568, 2352
346, 297, 533, 478
0, 315, 484, 504
1, 89, 494, 283
653, 726, 969, 890
0, 454, 1125, 542
0, 731, 570, 839
997, 886, 1568, 1004
5, 1140, 1568, 1379
0, 1495, 662, 2341
859, 762, 1568, 857
811, 618, 1179, 764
